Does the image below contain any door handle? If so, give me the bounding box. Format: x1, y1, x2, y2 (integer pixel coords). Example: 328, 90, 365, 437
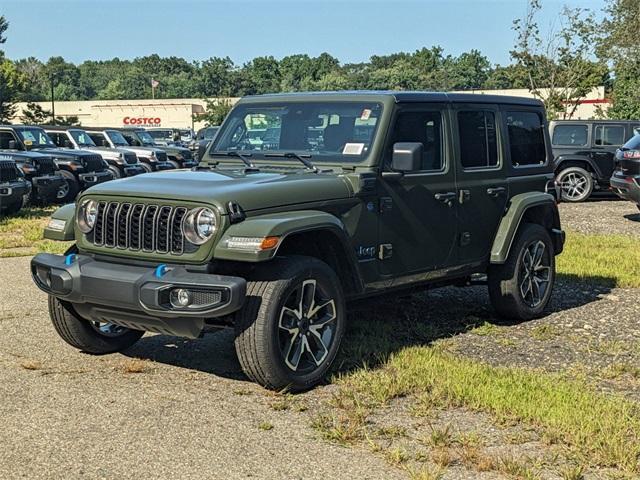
486, 187, 506, 197
434, 192, 456, 206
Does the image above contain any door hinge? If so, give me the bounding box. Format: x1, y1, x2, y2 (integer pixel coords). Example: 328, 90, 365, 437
379, 243, 393, 260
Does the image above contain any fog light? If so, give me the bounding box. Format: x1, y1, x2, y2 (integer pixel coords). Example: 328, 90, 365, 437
36, 266, 52, 288
170, 288, 192, 308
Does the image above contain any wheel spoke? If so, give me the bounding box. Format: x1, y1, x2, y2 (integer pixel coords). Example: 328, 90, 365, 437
284, 333, 305, 371
532, 242, 545, 268
279, 306, 301, 333
520, 275, 532, 300
308, 299, 336, 324
300, 279, 317, 317
307, 330, 329, 366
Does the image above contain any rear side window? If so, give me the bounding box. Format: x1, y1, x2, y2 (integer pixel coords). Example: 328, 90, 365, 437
458, 110, 498, 169
552, 124, 588, 146
506, 111, 546, 167
594, 125, 625, 146
0, 131, 18, 149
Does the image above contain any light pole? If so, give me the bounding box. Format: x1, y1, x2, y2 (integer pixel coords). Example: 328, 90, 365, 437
50, 74, 56, 123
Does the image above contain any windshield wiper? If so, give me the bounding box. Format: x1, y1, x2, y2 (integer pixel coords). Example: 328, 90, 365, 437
265, 152, 318, 172
216, 151, 256, 169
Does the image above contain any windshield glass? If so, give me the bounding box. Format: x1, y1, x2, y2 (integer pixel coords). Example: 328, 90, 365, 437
106, 130, 130, 146
136, 131, 156, 146
211, 102, 383, 163
17, 127, 57, 148
148, 130, 173, 141
623, 134, 640, 151
69, 130, 97, 147
199, 127, 219, 140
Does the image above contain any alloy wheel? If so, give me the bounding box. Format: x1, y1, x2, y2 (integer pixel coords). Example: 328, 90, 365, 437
277, 279, 337, 373
519, 240, 551, 308
56, 181, 70, 200
559, 171, 589, 201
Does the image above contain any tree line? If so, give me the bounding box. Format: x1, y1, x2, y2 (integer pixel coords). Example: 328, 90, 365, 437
0, 0, 639, 123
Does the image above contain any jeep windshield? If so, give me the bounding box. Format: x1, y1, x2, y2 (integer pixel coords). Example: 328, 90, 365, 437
134, 131, 156, 146
210, 102, 383, 164
69, 129, 97, 147
106, 130, 131, 147
148, 129, 174, 141
16, 127, 57, 149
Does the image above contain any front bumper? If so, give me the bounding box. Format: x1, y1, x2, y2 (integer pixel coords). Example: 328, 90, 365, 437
79, 170, 113, 189
31, 174, 65, 202
180, 160, 198, 168
155, 161, 174, 171
31, 253, 246, 338
610, 173, 640, 205
123, 165, 146, 177
0, 180, 30, 208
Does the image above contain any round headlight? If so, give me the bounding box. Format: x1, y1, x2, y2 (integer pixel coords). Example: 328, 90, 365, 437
77, 199, 98, 233
183, 207, 217, 245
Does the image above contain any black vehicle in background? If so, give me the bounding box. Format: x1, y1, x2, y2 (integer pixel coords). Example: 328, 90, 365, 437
611, 134, 640, 211
191, 126, 219, 160
0, 125, 112, 203
549, 120, 640, 202
120, 128, 197, 169
0, 156, 30, 215
0, 150, 64, 205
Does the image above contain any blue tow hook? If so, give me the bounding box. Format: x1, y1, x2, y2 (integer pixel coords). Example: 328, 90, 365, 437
155, 264, 168, 278
65, 253, 77, 266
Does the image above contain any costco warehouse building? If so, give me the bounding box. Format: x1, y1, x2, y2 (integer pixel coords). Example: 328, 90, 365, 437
12, 87, 608, 129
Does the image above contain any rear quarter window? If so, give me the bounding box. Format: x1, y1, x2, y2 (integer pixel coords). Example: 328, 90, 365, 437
506, 111, 546, 167
552, 124, 588, 146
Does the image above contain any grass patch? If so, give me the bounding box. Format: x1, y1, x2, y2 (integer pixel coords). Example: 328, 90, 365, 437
557, 232, 640, 288
0, 206, 70, 257
326, 346, 640, 473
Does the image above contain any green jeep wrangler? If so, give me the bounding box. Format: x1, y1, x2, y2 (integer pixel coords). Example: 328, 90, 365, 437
31, 92, 564, 391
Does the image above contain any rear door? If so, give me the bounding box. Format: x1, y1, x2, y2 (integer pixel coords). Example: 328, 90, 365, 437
452, 104, 508, 265
592, 123, 626, 180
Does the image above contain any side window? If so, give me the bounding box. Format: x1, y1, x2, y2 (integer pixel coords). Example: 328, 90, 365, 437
552, 124, 588, 146
594, 125, 625, 146
506, 111, 546, 167
48, 133, 63, 147
88, 133, 103, 145
458, 110, 498, 169
391, 111, 443, 171
0, 131, 18, 149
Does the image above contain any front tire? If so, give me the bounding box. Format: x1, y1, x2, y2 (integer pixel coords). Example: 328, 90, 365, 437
488, 223, 556, 321
56, 170, 80, 203
107, 165, 121, 179
49, 296, 144, 354
557, 166, 593, 202
167, 159, 180, 169
234, 256, 346, 391
139, 162, 154, 173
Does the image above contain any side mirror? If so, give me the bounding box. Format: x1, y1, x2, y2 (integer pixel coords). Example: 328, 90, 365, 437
197, 141, 211, 161
8, 140, 16, 150
391, 142, 423, 172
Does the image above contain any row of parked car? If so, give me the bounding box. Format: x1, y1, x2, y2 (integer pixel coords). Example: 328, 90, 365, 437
0, 124, 201, 215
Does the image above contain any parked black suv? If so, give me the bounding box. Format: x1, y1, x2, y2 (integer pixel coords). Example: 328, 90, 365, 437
549, 120, 640, 202
0, 150, 64, 205
611, 134, 640, 211
120, 127, 197, 169
0, 125, 112, 203
0, 156, 30, 215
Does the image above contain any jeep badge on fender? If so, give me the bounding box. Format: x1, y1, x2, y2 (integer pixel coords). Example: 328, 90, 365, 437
31, 91, 565, 391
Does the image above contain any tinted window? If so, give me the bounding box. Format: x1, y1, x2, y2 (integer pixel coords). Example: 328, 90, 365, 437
594, 125, 625, 146
48, 132, 65, 147
88, 133, 106, 146
623, 134, 640, 151
390, 111, 443, 171
0, 131, 17, 149
458, 110, 498, 169
552, 125, 588, 146
506, 111, 546, 166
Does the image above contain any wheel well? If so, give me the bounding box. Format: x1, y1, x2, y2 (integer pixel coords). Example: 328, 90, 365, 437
276, 229, 361, 296
555, 160, 594, 175
520, 203, 563, 253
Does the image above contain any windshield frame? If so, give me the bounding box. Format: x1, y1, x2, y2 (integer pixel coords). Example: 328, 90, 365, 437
207, 100, 387, 167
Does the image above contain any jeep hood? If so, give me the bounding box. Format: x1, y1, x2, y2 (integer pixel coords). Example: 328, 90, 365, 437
82, 168, 353, 213
35, 147, 95, 159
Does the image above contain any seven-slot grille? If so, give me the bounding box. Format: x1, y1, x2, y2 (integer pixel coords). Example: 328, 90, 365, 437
93, 201, 188, 254
123, 152, 138, 165
34, 156, 56, 176
0, 161, 19, 182
81, 154, 105, 172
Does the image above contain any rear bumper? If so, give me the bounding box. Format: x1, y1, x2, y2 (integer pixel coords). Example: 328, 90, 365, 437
31, 174, 65, 202
31, 253, 246, 338
610, 173, 640, 205
79, 170, 112, 188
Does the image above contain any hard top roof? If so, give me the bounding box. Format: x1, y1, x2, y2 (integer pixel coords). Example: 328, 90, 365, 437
241, 90, 543, 107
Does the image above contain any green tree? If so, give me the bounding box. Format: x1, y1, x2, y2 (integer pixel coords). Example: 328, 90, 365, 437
20, 102, 52, 124
54, 115, 81, 126
511, 0, 608, 119
0, 58, 25, 123
195, 98, 233, 126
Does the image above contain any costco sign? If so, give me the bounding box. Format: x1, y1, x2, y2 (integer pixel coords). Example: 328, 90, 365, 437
123, 116, 162, 126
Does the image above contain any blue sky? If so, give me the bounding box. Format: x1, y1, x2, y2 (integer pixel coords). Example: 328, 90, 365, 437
2, 0, 604, 66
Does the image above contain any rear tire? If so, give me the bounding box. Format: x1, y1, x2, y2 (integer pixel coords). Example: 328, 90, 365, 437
488, 223, 555, 321
48, 296, 144, 354
56, 170, 80, 203
234, 256, 346, 391
557, 166, 593, 202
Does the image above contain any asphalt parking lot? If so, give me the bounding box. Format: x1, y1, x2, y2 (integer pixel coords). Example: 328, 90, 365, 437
0, 199, 638, 480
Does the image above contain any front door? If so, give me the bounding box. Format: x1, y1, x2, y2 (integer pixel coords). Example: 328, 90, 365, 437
591, 123, 626, 180
378, 104, 458, 278
452, 105, 508, 265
